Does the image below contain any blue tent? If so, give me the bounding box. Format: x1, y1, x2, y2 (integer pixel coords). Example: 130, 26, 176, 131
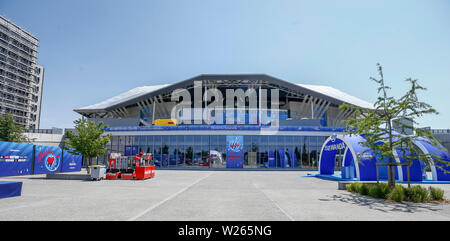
318, 134, 450, 181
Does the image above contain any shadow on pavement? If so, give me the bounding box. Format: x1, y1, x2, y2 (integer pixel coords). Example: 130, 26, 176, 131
319, 192, 444, 213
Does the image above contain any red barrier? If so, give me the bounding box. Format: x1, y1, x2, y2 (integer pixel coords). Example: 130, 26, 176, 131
135, 166, 155, 180
120, 172, 135, 180
106, 172, 120, 180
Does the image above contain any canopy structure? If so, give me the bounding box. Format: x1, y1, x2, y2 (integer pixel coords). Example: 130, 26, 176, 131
318, 134, 450, 181
74, 74, 373, 127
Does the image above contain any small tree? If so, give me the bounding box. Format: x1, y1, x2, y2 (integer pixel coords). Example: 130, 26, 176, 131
341, 63, 448, 187
64, 118, 112, 173
0, 114, 31, 143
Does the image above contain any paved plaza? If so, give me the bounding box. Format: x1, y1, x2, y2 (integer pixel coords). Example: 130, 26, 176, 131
1, 170, 450, 221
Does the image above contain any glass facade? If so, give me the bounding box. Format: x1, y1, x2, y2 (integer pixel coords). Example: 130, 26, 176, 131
101, 134, 328, 169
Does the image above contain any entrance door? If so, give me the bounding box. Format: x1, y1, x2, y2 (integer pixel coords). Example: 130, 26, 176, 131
246, 152, 258, 168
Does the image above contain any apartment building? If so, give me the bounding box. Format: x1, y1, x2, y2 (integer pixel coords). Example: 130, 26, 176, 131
0, 15, 44, 129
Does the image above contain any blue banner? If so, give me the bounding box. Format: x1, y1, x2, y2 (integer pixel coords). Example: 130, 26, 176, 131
0, 142, 33, 177
124, 145, 139, 156
106, 125, 346, 133
319, 137, 346, 175
226, 136, 244, 168
33, 145, 62, 174
61, 150, 82, 172
268, 150, 275, 168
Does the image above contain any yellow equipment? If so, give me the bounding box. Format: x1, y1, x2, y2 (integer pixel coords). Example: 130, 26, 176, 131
152, 119, 178, 126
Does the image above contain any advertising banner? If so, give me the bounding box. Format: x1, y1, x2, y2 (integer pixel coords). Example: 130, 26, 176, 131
61, 150, 82, 172
33, 145, 62, 174
125, 145, 139, 156
226, 136, 244, 168
268, 150, 276, 168
319, 137, 346, 175
0, 142, 33, 177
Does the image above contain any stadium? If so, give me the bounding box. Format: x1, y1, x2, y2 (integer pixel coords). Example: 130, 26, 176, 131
74, 74, 373, 169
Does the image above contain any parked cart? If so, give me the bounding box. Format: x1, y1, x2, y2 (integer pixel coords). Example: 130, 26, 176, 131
135, 152, 155, 180
89, 165, 106, 181
106, 153, 121, 180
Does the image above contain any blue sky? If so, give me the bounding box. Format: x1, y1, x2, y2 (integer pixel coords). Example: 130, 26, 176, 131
1, 0, 449, 129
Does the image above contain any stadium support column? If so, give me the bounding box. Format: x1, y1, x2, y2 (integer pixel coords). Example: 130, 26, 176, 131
259, 85, 261, 126
204, 85, 207, 124
194, 81, 202, 125
152, 98, 156, 125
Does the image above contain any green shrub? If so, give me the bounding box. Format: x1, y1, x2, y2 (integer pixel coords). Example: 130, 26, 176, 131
346, 183, 362, 193
405, 185, 429, 203
429, 186, 445, 201
359, 183, 370, 195
346, 183, 354, 192
368, 183, 390, 199
387, 185, 405, 202
347, 182, 443, 203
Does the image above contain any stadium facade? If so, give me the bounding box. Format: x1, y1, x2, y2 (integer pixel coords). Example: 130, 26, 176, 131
75, 74, 373, 169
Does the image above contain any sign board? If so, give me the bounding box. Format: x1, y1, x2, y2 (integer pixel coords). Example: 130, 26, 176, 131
61, 150, 82, 172
124, 145, 139, 156
0, 142, 33, 177
226, 136, 244, 168
33, 145, 62, 174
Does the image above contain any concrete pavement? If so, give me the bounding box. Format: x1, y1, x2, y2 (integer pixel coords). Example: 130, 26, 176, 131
1, 170, 450, 220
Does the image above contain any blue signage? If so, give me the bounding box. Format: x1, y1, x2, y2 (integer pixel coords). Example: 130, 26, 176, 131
0, 142, 33, 177
124, 145, 139, 156
33, 145, 62, 174
61, 150, 82, 172
0, 141, 84, 177
226, 136, 244, 168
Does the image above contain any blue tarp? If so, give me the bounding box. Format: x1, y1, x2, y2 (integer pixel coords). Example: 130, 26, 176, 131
0, 181, 22, 199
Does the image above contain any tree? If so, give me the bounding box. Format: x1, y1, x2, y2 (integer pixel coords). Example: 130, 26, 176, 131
340, 63, 448, 187
64, 118, 112, 173
0, 114, 31, 143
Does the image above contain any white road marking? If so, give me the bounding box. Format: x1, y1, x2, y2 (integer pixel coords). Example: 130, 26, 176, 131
127, 172, 213, 221
252, 182, 295, 221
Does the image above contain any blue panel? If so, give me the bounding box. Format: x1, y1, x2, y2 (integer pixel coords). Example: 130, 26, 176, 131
124, 145, 132, 156
169, 154, 177, 165
154, 154, 161, 167
0, 181, 22, 199
132, 146, 139, 156
287, 150, 297, 168
226, 136, 244, 168
416, 137, 450, 181
61, 150, 82, 173
124, 145, 139, 156
0, 141, 33, 177
277, 148, 285, 168
375, 154, 389, 180
162, 154, 169, 166
268, 150, 276, 168
395, 149, 422, 181
343, 149, 353, 167
342, 150, 356, 179
34, 145, 62, 174
346, 135, 377, 181
319, 138, 346, 175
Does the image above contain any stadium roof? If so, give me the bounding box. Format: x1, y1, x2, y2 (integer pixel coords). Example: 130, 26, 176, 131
75, 74, 373, 114
77, 84, 170, 111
